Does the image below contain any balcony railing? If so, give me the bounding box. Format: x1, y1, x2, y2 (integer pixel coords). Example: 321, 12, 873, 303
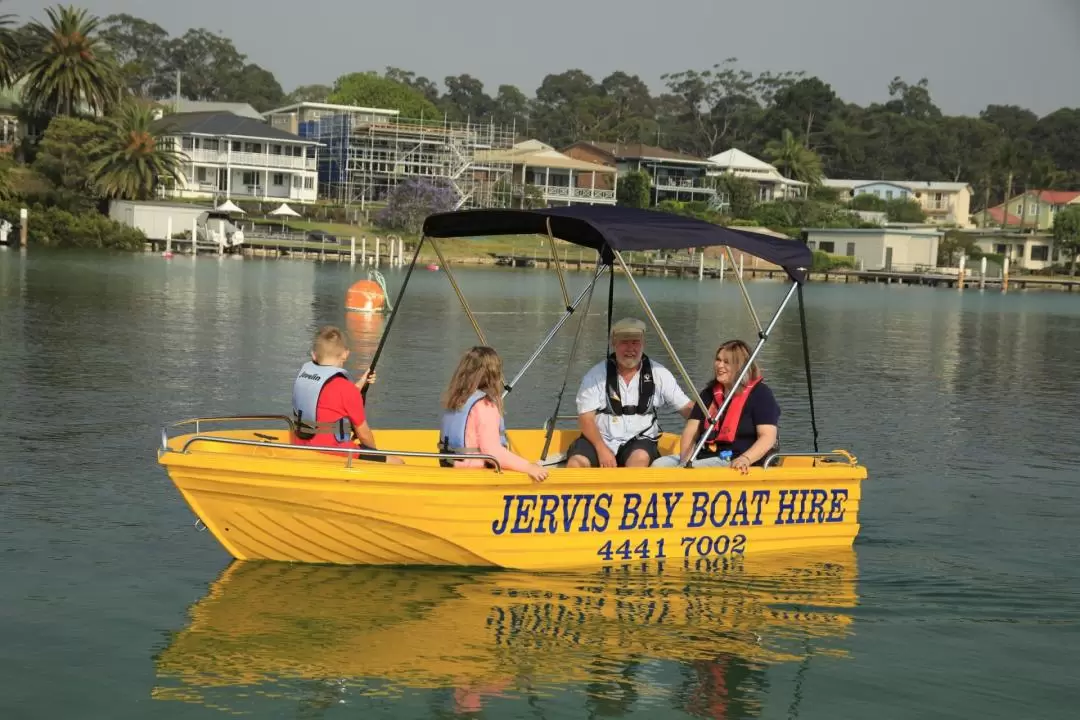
537, 185, 616, 202
653, 177, 716, 193
185, 148, 316, 171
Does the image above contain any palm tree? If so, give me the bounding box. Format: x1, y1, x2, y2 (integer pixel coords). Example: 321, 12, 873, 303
764, 128, 824, 187
0, 2, 20, 89
90, 101, 186, 200
20, 5, 121, 117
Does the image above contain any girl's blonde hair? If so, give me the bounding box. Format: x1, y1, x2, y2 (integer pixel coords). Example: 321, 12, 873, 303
442, 346, 505, 414
716, 339, 761, 392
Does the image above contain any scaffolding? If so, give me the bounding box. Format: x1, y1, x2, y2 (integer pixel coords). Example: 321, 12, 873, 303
299, 110, 517, 209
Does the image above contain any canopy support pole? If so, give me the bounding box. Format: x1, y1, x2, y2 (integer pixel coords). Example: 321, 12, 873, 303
605, 257, 614, 355
430, 238, 486, 345
684, 281, 799, 467
612, 249, 710, 421
503, 263, 606, 398
361, 235, 425, 402
545, 217, 571, 309
540, 264, 598, 461
798, 283, 820, 452
726, 246, 763, 337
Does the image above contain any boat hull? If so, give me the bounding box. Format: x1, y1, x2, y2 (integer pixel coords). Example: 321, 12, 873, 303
159, 428, 866, 570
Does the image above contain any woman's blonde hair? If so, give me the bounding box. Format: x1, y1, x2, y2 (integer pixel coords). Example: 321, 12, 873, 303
442, 346, 505, 414
715, 339, 761, 392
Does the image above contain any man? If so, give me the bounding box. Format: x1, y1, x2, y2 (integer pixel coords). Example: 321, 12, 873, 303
566, 317, 694, 468
291, 325, 403, 464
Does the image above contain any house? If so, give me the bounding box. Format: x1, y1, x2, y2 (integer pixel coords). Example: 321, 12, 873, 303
971, 232, 1062, 271
803, 227, 943, 271
824, 179, 973, 228
264, 101, 512, 208
154, 111, 321, 203
706, 148, 807, 203
972, 190, 1080, 231
562, 141, 716, 204
472, 140, 617, 206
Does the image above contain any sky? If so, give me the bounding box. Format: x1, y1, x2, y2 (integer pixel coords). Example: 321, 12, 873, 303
9, 0, 1080, 117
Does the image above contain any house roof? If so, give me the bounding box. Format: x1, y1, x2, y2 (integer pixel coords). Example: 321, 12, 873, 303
263, 101, 400, 118
154, 111, 320, 145
852, 181, 912, 192
475, 141, 616, 173
566, 141, 712, 165
708, 148, 776, 172
167, 100, 263, 119
1028, 190, 1080, 205
980, 206, 1023, 226
824, 178, 972, 193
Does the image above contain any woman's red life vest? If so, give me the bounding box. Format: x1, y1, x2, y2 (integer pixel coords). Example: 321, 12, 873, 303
705, 377, 763, 446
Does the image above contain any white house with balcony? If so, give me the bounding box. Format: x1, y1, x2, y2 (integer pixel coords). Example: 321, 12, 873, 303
154, 111, 321, 203
475, 140, 618, 206
706, 148, 807, 202
824, 178, 974, 228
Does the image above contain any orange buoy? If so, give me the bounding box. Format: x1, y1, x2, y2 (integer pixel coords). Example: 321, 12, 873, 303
345, 279, 386, 313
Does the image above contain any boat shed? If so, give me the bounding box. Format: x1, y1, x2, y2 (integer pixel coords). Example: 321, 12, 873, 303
801, 226, 943, 272
109, 200, 214, 241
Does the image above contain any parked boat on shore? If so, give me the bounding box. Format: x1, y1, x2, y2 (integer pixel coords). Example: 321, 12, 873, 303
157, 206, 868, 570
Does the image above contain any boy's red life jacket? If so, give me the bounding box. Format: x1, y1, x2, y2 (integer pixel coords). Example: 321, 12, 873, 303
704, 377, 762, 449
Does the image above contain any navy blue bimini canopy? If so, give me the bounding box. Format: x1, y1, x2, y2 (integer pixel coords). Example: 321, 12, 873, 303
422, 205, 812, 283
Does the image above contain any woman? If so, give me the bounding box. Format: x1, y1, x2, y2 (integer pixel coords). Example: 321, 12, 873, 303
439, 346, 548, 483
652, 340, 779, 473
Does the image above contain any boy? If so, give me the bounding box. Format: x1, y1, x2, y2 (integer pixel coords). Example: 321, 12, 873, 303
291, 325, 403, 464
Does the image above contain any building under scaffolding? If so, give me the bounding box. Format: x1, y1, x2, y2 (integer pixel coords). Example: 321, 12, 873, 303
264, 102, 517, 209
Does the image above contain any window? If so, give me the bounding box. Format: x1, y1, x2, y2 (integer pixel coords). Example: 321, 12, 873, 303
272, 173, 285, 186
181, 137, 194, 150
886, 190, 894, 200
303, 177, 314, 190
846, 242, 856, 257
819, 241, 835, 253
232, 141, 241, 152
203, 139, 219, 151
1030, 246, 1049, 262
271, 144, 282, 155
196, 167, 208, 182
242, 171, 257, 186
806, 241, 817, 249
994, 244, 1007, 254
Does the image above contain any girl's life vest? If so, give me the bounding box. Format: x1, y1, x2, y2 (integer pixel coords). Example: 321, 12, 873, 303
438, 390, 508, 467
703, 376, 763, 450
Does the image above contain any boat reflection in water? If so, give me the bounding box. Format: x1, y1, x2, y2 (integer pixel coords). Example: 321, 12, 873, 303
153, 550, 858, 716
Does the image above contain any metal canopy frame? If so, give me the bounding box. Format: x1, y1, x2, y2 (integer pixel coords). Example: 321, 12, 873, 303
364, 219, 821, 470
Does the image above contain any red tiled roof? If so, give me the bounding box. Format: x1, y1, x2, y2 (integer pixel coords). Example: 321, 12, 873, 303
1032, 190, 1080, 205
981, 206, 1022, 225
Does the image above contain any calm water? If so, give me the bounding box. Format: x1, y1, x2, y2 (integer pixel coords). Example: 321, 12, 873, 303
1, 248, 1078, 719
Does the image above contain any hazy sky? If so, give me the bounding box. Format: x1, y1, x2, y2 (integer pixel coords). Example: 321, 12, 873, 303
10, 0, 1080, 116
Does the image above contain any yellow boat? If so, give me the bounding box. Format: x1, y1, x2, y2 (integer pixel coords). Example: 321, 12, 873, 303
158, 206, 868, 570
153, 550, 858, 709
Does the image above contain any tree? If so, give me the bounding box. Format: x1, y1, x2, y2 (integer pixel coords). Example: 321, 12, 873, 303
30, 114, 109, 210
21, 5, 121, 117
885, 198, 926, 223
714, 174, 757, 219
90, 101, 186, 200
441, 73, 492, 121
328, 72, 439, 119
616, 170, 650, 208
218, 63, 283, 111
284, 84, 332, 104
1053, 205, 1080, 275
0, 1, 19, 89
763, 129, 823, 185
491, 84, 529, 133
375, 178, 457, 234
99, 13, 169, 97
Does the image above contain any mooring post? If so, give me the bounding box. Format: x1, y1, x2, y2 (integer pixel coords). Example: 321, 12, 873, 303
980, 256, 987, 290
19, 207, 27, 248
165, 217, 173, 255
958, 254, 966, 290
1003, 257, 1010, 293
350, 236, 356, 266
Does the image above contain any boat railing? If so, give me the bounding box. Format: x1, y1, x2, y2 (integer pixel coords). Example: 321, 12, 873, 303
160, 418, 504, 471
762, 451, 858, 468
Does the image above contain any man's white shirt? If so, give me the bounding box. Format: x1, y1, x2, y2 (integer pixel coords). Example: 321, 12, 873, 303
575, 358, 691, 453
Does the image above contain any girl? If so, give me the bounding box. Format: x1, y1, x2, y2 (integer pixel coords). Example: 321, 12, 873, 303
439, 346, 548, 483
652, 339, 780, 473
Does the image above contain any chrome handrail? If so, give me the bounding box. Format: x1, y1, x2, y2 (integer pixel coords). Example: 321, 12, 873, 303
174, 434, 504, 473
762, 451, 857, 469
161, 415, 298, 452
